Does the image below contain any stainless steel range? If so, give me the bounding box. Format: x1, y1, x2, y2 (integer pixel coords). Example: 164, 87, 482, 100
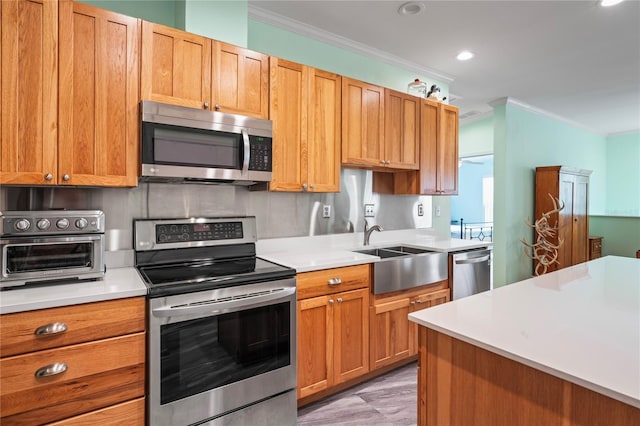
0, 210, 105, 288
134, 216, 297, 426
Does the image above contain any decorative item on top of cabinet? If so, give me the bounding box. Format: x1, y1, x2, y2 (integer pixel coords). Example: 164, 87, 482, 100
58, 0, 139, 187
535, 166, 591, 273
269, 58, 341, 192
589, 236, 603, 260
1, 0, 58, 185
372, 99, 459, 195
213, 42, 269, 119
296, 265, 369, 400
341, 77, 385, 168
140, 21, 212, 110
0, 297, 146, 425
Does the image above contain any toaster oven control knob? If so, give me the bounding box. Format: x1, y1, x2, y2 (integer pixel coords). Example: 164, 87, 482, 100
75, 218, 88, 229
37, 219, 51, 230
56, 218, 70, 229
15, 219, 31, 231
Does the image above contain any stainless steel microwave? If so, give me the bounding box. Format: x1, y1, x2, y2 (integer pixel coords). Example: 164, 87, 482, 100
140, 101, 273, 185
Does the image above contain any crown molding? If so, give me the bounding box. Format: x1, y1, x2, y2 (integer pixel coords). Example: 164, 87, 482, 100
489, 97, 604, 136
248, 5, 454, 84
606, 128, 640, 138
459, 110, 494, 126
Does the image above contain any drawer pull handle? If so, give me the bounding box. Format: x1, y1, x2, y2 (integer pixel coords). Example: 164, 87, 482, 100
35, 362, 67, 378
34, 322, 68, 336
328, 278, 342, 286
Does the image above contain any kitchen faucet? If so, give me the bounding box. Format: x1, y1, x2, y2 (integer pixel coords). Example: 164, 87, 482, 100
363, 219, 383, 246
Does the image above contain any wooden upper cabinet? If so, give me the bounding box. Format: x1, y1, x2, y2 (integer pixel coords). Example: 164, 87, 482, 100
341, 77, 384, 168
58, 0, 139, 186
384, 89, 419, 170
140, 21, 211, 109
437, 102, 459, 194
213, 41, 269, 119
1, 0, 58, 185
269, 58, 340, 192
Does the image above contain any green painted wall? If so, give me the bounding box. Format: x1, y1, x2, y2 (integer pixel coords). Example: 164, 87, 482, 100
493, 101, 608, 286
80, 0, 182, 28
605, 132, 640, 216
184, 1, 247, 46
459, 116, 493, 157
247, 20, 448, 96
589, 216, 640, 258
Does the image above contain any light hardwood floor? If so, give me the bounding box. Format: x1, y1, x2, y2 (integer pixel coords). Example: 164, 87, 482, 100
296, 363, 417, 426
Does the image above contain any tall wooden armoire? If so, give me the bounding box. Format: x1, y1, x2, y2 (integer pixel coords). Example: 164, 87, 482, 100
535, 166, 592, 273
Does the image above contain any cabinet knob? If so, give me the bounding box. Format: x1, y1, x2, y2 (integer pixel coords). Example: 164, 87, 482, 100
302, 183, 308, 191
35, 362, 67, 378
410, 301, 416, 305
337, 297, 343, 303
44, 173, 53, 181
328, 278, 342, 286
574, 218, 578, 222
203, 102, 209, 109
380, 160, 385, 164
215, 104, 221, 110
310, 184, 315, 190
62, 174, 70, 181
386, 160, 391, 164
34, 322, 68, 336
328, 299, 334, 305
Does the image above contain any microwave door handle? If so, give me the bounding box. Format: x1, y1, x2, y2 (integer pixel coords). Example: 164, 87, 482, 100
151, 287, 296, 318
241, 129, 250, 175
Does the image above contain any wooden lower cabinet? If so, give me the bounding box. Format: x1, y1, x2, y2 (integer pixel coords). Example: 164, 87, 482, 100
297, 265, 370, 400
370, 285, 450, 369
0, 298, 146, 425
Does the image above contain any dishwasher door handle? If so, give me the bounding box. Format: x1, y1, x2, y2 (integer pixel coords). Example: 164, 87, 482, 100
455, 255, 491, 265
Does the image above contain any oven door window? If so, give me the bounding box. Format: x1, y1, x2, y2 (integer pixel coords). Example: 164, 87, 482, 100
5, 242, 94, 273
160, 301, 291, 405
148, 124, 242, 170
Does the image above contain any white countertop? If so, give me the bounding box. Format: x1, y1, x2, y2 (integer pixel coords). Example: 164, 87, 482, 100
0, 267, 148, 314
258, 229, 490, 272
408, 256, 640, 408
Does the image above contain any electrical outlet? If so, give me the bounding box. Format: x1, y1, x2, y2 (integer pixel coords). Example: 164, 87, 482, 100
417, 203, 424, 216
435, 205, 441, 217
322, 205, 331, 218
364, 204, 375, 217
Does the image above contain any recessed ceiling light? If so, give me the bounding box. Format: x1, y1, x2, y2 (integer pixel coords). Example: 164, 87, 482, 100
456, 50, 474, 61
398, 2, 425, 16
600, 0, 625, 6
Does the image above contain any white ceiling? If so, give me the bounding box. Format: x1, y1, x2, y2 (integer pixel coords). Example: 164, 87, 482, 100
248, 0, 640, 135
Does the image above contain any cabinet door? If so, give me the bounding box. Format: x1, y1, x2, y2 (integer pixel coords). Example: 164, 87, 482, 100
385, 89, 419, 170
297, 295, 332, 399
438, 103, 459, 195
333, 288, 369, 385
1, 0, 57, 185
341, 77, 384, 167
307, 69, 341, 192
370, 297, 411, 370
557, 173, 575, 270
268, 58, 307, 192
58, 1, 139, 187
409, 289, 450, 356
418, 99, 439, 194
213, 42, 268, 119
140, 22, 211, 109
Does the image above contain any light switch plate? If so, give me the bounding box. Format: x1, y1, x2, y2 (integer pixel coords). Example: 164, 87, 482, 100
364, 204, 375, 217
322, 205, 331, 218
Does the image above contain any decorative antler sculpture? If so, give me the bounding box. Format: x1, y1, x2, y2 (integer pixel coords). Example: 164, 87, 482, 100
520, 194, 565, 276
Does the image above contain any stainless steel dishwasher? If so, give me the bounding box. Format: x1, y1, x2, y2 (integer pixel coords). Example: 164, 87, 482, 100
451, 248, 492, 300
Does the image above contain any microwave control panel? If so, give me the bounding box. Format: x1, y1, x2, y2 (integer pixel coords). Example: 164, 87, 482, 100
248, 136, 272, 172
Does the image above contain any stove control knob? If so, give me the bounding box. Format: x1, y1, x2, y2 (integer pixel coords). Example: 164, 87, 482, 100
15, 219, 31, 231
56, 218, 70, 230
75, 218, 88, 229
37, 218, 51, 230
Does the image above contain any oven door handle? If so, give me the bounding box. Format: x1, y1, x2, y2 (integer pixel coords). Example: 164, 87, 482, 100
151, 287, 296, 318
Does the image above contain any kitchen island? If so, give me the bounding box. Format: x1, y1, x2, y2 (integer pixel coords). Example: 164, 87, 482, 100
408, 256, 640, 425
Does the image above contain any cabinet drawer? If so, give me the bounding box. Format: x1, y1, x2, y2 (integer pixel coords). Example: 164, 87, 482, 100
0, 332, 145, 425
0, 297, 145, 357
49, 397, 145, 426
297, 265, 370, 299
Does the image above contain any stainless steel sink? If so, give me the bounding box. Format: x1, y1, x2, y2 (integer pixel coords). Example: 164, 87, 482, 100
354, 245, 448, 294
